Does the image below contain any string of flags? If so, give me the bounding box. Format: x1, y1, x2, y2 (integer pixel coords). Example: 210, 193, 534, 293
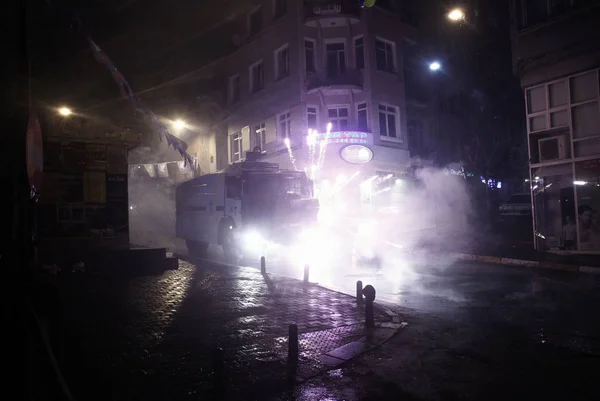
46, 1, 197, 169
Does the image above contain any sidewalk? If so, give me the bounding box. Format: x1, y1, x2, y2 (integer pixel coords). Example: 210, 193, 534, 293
52, 260, 397, 401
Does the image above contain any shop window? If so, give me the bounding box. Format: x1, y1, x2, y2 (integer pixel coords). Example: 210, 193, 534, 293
531, 163, 575, 250
575, 159, 600, 250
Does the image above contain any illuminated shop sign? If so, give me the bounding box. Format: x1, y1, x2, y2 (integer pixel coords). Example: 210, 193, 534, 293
340, 145, 374, 164
316, 131, 373, 145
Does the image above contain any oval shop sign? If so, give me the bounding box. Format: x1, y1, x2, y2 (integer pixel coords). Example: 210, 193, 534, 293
340, 144, 374, 164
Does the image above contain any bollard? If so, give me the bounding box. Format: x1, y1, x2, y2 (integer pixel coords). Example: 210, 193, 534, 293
260, 256, 266, 274
362, 285, 376, 328
303, 264, 309, 284
356, 280, 363, 303
212, 347, 224, 392
288, 324, 299, 364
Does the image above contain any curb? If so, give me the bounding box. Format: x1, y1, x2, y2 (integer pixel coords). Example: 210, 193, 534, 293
452, 252, 600, 274
295, 321, 408, 384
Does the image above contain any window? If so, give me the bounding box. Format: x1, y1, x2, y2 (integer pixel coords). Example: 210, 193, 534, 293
273, 0, 287, 18
328, 107, 349, 131
230, 132, 243, 162
307, 106, 318, 130
249, 7, 263, 36
249, 61, 264, 93
326, 42, 346, 78
375, 38, 395, 73
229, 75, 240, 104
305, 39, 315, 73
378, 104, 398, 138
354, 37, 364, 69
275, 45, 290, 80
253, 123, 267, 151
518, 0, 584, 29
408, 119, 425, 153
356, 103, 368, 131
278, 111, 291, 139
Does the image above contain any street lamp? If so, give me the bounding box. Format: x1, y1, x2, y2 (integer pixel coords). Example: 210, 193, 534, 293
429, 61, 442, 71
447, 8, 465, 22
58, 106, 72, 116
173, 119, 186, 130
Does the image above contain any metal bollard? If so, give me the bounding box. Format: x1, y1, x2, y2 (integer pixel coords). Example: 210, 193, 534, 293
288, 324, 299, 364
212, 347, 224, 391
260, 256, 266, 274
362, 285, 376, 328
303, 264, 309, 284
356, 280, 363, 303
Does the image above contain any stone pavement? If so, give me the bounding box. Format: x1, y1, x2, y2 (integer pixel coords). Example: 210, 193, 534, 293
58, 260, 392, 401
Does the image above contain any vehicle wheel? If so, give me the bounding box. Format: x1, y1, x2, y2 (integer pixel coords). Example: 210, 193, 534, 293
186, 240, 209, 258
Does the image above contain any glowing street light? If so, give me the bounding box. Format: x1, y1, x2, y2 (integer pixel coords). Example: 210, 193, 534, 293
58, 107, 72, 116
173, 119, 186, 130
429, 61, 442, 71
447, 8, 465, 22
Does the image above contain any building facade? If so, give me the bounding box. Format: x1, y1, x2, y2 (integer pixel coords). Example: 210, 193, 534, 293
182, 0, 416, 212
510, 0, 600, 251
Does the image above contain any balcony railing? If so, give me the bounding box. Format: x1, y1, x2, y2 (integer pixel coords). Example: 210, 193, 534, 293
304, 0, 361, 22
305, 69, 363, 92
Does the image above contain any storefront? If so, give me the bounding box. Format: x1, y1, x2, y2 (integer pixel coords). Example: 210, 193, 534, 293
531, 158, 600, 252
525, 67, 600, 252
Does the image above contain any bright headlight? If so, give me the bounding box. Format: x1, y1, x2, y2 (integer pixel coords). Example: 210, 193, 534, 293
244, 230, 265, 250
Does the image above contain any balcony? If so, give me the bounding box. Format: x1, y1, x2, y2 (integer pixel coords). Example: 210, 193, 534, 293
305, 70, 363, 93
304, 0, 361, 27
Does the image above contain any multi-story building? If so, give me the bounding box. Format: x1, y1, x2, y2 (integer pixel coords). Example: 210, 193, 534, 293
510, 0, 600, 251
180, 0, 416, 212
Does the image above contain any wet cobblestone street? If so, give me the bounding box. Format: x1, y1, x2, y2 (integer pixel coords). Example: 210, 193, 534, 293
59, 261, 387, 400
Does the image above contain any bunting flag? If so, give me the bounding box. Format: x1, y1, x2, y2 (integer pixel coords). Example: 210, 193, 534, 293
86, 38, 196, 168
44, 0, 198, 170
